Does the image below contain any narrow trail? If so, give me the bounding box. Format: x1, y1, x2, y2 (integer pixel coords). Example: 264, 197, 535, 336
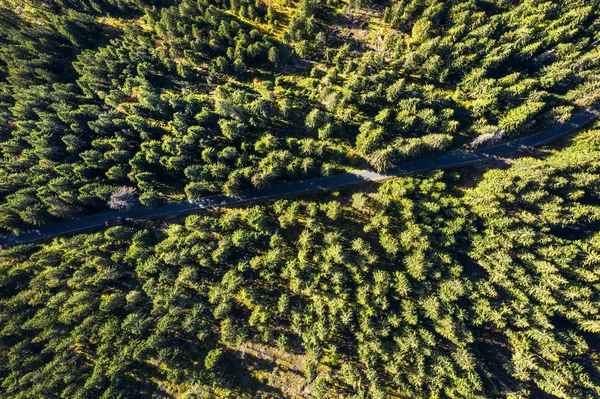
2, 102, 599, 248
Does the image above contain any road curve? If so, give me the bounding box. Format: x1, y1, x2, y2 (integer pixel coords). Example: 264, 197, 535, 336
1, 102, 599, 248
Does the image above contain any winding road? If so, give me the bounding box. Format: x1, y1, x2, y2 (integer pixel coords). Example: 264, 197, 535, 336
1, 102, 600, 248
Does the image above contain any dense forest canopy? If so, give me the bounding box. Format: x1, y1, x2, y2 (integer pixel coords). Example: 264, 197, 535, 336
1, 125, 600, 398
2, 0, 600, 398
1, 0, 600, 232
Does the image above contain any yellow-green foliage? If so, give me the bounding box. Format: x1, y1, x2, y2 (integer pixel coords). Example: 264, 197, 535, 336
2, 127, 600, 397
2, 0, 600, 232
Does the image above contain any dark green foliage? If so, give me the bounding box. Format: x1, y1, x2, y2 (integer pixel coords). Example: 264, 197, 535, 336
2, 2, 600, 394
1, 0, 600, 232
0, 228, 223, 398
2, 127, 600, 397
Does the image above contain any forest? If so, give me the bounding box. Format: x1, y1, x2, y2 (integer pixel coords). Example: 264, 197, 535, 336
2, 0, 600, 398
1, 0, 600, 232
1, 122, 600, 398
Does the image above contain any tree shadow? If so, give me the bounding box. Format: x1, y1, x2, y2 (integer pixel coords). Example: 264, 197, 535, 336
219, 350, 288, 398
